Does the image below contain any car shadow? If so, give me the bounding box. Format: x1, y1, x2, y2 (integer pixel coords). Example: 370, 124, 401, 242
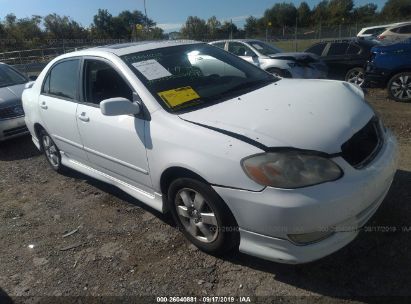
0, 135, 41, 161
223, 169, 411, 300
61, 168, 175, 227
0, 288, 13, 304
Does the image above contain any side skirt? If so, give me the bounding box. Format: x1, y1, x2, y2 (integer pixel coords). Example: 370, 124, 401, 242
60, 153, 164, 213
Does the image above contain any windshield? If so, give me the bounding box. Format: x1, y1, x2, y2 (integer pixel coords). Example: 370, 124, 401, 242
122, 43, 277, 113
248, 41, 282, 56
0, 64, 27, 88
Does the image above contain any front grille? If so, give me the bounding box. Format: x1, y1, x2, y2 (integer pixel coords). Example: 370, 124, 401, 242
0, 105, 25, 119
341, 117, 383, 169
3, 126, 28, 137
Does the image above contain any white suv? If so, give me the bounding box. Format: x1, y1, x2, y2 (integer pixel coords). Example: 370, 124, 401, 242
378, 22, 411, 42
23, 41, 398, 264
210, 39, 328, 79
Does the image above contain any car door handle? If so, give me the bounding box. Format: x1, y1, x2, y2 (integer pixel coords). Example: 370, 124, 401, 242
40, 102, 48, 110
78, 113, 90, 122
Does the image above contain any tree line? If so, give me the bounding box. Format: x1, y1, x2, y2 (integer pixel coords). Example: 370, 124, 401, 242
0, 9, 164, 52
0, 0, 410, 52
180, 0, 411, 39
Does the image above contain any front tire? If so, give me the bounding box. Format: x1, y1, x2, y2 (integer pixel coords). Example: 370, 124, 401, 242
39, 129, 65, 173
168, 178, 238, 254
388, 72, 411, 102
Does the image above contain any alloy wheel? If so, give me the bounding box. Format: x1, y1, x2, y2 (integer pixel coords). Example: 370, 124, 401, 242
390, 74, 411, 101
42, 134, 60, 167
346, 69, 365, 87
175, 188, 219, 243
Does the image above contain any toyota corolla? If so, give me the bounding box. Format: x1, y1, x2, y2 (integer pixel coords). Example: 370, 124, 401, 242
22, 41, 398, 264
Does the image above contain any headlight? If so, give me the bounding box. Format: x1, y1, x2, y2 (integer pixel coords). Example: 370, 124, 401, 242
287, 62, 297, 68
241, 151, 343, 188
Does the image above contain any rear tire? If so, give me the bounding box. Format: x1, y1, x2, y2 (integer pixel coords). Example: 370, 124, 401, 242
388, 72, 411, 102
168, 177, 239, 255
345, 67, 365, 87
39, 129, 65, 173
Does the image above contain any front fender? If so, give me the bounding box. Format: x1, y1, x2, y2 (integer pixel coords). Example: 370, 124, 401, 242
146, 111, 264, 193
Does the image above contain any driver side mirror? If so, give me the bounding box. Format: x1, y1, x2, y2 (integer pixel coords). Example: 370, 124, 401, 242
100, 97, 141, 116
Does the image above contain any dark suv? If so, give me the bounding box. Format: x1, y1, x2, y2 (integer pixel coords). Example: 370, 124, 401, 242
305, 38, 380, 87
365, 38, 411, 102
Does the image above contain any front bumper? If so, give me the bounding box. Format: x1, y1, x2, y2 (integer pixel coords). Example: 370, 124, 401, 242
213, 130, 398, 264
0, 116, 29, 141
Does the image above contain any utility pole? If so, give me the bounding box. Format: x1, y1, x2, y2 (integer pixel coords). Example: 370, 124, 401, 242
295, 16, 298, 51
143, 0, 149, 36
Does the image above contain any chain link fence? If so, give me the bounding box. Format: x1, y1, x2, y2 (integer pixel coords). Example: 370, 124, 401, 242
1, 21, 406, 76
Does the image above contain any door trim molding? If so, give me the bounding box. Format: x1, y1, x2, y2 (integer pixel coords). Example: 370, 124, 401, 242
84, 146, 149, 175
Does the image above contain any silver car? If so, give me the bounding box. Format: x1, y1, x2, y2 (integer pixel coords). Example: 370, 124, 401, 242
209, 39, 328, 79
0, 63, 30, 141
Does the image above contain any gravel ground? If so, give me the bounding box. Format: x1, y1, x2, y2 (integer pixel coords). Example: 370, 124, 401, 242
0, 89, 410, 303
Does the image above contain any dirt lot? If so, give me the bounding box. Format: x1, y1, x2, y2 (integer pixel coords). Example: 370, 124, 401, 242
0, 89, 410, 303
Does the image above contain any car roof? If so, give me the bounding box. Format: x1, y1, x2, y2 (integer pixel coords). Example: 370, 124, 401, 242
387, 21, 411, 29
210, 39, 263, 44
59, 40, 201, 58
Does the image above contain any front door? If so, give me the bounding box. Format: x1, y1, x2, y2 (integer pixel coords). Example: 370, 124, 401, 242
76, 58, 152, 192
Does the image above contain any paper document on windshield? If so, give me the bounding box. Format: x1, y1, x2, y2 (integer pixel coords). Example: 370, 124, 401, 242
132, 59, 172, 80
158, 86, 200, 108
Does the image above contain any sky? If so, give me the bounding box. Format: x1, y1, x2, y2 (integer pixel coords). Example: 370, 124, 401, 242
0, 0, 388, 33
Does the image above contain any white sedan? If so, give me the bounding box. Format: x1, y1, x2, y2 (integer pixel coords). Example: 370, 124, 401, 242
22, 40, 398, 264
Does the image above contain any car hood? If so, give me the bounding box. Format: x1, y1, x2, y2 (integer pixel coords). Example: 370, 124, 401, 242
179, 79, 374, 154
0, 83, 26, 108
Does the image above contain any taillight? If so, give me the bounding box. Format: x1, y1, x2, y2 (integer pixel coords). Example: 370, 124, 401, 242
377, 35, 385, 40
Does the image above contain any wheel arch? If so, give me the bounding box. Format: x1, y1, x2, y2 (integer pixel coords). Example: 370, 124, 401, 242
387, 68, 411, 83
33, 123, 46, 151
160, 166, 209, 201
159, 166, 238, 225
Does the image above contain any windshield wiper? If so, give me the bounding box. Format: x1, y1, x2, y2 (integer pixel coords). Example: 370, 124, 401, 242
218, 78, 276, 98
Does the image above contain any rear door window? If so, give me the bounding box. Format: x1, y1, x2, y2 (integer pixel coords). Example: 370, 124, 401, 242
212, 42, 226, 49
399, 25, 411, 34
346, 43, 361, 55
43, 59, 80, 100
327, 43, 349, 56
306, 43, 326, 56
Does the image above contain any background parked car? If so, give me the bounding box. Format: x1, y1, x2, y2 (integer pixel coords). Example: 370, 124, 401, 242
357, 23, 402, 39
305, 38, 380, 87
377, 21, 411, 42
365, 38, 411, 102
210, 39, 328, 79
0, 63, 30, 141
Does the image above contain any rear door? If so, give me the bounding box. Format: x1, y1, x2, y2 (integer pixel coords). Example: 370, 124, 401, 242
38, 58, 87, 162
76, 57, 152, 192
322, 42, 351, 79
